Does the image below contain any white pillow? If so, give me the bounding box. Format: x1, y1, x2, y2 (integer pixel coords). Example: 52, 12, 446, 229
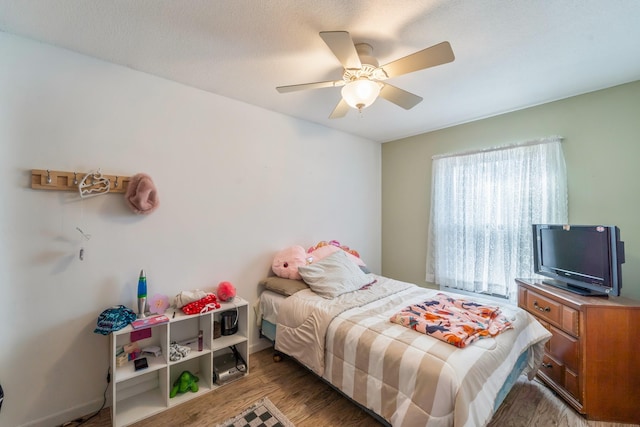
298, 250, 371, 298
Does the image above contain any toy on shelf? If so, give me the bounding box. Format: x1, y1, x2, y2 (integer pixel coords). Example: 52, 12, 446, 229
149, 294, 170, 314
217, 281, 236, 302
169, 371, 199, 398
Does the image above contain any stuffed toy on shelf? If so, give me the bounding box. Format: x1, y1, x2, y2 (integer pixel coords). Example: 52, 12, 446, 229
169, 371, 199, 398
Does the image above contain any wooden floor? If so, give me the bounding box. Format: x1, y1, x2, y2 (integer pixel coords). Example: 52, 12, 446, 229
76, 347, 639, 427
78, 347, 378, 427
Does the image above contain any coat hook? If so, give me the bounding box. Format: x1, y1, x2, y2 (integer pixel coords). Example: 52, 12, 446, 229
46, 170, 52, 184
114, 176, 119, 188
73, 172, 78, 186
91, 169, 102, 185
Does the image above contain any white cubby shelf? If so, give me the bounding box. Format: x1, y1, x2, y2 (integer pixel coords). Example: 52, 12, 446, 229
109, 297, 249, 427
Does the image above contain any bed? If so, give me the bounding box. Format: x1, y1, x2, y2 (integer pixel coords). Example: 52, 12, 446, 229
255, 254, 551, 427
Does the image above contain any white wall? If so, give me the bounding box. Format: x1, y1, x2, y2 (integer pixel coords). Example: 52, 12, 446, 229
0, 33, 381, 427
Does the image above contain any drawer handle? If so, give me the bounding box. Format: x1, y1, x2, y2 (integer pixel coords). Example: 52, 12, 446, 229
533, 301, 551, 313
542, 362, 553, 369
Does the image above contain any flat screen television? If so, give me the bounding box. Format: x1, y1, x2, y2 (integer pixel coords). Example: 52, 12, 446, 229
532, 224, 625, 297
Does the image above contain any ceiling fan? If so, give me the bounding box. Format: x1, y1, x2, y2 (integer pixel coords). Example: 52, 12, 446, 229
276, 31, 455, 118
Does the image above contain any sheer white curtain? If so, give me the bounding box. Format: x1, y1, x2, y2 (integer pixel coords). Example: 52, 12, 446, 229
425, 137, 568, 301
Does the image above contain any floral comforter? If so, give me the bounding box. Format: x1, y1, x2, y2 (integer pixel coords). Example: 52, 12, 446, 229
389, 292, 513, 348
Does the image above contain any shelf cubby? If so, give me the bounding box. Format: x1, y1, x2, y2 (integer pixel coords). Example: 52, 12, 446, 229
109, 297, 249, 427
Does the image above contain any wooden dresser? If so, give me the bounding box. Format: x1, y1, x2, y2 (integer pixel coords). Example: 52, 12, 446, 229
516, 278, 640, 424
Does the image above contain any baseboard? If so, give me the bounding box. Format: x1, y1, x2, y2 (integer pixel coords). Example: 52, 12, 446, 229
22, 341, 270, 427
20, 397, 108, 427
249, 338, 273, 355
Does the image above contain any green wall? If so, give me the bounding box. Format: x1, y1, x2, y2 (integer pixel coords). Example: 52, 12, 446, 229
382, 80, 640, 300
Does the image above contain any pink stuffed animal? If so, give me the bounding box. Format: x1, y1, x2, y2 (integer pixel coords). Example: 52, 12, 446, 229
307, 240, 365, 266
271, 245, 310, 280
306, 244, 365, 266
271, 242, 367, 279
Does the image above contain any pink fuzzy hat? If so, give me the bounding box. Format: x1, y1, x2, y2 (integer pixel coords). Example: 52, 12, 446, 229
125, 173, 159, 215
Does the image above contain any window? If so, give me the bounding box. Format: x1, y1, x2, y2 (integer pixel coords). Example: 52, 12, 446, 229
426, 137, 567, 301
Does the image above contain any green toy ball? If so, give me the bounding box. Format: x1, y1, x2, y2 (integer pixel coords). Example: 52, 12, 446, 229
169, 371, 199, 398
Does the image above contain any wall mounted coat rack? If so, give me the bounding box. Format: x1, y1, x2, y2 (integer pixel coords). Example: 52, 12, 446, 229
31, 169, 131, 195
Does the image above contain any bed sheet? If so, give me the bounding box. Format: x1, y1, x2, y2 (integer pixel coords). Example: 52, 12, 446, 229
255, 289, 287, 326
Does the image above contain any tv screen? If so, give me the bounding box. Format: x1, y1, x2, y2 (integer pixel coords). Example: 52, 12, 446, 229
532, 224, 624, 297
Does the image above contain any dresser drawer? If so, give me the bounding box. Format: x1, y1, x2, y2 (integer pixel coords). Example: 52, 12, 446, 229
525, 290, 579, 336
539, 354, 581, 401
565, 368, 579, 401
525, 290, 563, 324
548, 325, 579, 373
561, 304, 579, 336
540, 354, 564, 387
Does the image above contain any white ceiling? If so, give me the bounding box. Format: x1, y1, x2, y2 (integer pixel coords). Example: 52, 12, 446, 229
1, 0, 640, 143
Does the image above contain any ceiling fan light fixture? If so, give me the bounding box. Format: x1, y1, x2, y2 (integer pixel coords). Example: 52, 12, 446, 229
277, 31, 454, 118
341, 78, 381, 111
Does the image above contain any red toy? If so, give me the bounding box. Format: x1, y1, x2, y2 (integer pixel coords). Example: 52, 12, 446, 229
217, 281, 236, 302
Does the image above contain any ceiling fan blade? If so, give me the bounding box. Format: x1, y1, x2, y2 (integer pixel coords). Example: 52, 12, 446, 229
329, 98, 350, 119
379, 83, 423, 110
381, 41, 454, 78
276, 80, 344, 93
319, 31, 362, 69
